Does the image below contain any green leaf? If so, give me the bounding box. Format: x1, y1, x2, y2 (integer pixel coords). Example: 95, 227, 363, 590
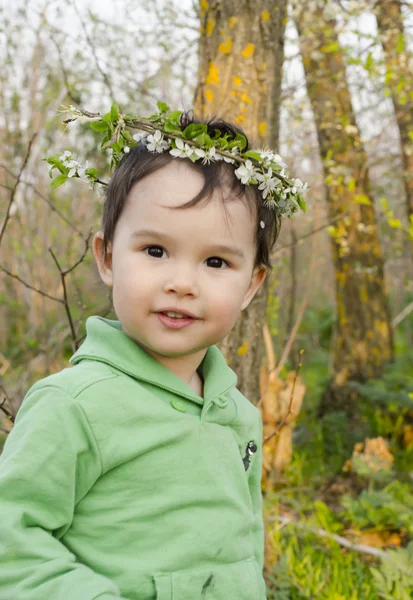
85, 168, 98, 177
110, 103, 120, 122
157, 101, 170, 113
167, 110, 182, 122
193, 133, 214, 147
234, 133, 247, 150
297, 195, 306, 212
244, 150, 262, 161
182, 123, 208, 140
90, 121, 109, 133
50, 174, 68, 189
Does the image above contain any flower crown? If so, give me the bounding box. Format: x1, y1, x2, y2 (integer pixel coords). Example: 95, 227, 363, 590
45, 101, 308, 219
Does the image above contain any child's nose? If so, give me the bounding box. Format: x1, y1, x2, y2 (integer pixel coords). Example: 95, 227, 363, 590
163, 264, 199, 297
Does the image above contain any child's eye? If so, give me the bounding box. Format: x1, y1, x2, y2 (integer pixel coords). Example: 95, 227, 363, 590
206, 257, 228, 269
144, 245, 165, 258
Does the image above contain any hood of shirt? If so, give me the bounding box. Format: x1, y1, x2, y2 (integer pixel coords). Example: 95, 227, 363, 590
70, 316, 239, 422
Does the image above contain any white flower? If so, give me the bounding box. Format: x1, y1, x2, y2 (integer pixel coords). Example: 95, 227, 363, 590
123, 146, 130, 153
234, 160, 258, 184
258, 150, 286, 169
77, 161, 89, 178
256, 168, 279, 199
202, 147, 217, 164
170, 138, 195, 159
264, 197, 277, 210
146, 130, 170, 153
260, 221, 265, 229
133, 132, 150, 143
291, 178, 308, 195
59, 150, 72, 165
61, 154, 89, 179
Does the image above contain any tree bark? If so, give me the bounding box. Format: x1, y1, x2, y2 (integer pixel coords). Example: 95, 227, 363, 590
293, 1, 394, 413
375, 0, 413, 221
194, 0, 287, 403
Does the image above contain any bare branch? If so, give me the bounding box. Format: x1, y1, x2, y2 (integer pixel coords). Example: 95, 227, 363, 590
392, 300, 413, 328
49, 248, 78, 351
0, 264, 63, 303
269, 515, 390, 560
262, 349, 304, 445
69, 0, 116, 100
272, 208, 352, 255
0, 133, 37, 247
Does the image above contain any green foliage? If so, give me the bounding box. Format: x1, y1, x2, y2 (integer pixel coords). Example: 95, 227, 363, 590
371, 543, 413, 600
341, 481, 413, 535
266, 520, 377, 599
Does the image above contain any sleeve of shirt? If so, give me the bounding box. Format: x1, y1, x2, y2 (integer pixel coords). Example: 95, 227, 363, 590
248, 410, 265, 572
0, 383, 129, 600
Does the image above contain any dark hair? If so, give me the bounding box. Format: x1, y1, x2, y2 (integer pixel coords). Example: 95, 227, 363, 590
102, 112, 281, 269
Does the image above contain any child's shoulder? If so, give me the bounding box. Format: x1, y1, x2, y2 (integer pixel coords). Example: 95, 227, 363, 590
229, 386, 262, 426
27, 360, 119, 401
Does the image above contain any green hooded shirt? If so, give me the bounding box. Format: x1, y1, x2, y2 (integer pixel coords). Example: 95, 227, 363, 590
0, 317, 266, 600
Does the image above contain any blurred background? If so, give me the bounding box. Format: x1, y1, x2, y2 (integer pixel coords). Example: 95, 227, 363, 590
1, 0, 413, 596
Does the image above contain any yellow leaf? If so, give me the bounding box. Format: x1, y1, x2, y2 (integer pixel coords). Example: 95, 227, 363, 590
233, 75, 242, 87
229, 16, 238, 29
262, 10, 270, 21
241, 43, 255, 58
347, 178, 356, 191
354, 194, 371, 206
388, 218, 402, 228
237, 341, 249, 356
200, 0, 209, 12
219, 36, 232, 55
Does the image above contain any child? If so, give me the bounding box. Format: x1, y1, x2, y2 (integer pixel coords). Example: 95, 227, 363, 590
0, 109, 305, 599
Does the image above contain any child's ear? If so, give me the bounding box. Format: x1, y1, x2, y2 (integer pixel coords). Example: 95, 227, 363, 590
92, 232, 113, 288
241, 267, 267, 311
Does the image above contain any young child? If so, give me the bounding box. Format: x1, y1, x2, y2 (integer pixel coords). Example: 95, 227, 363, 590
0, 110, 304, 600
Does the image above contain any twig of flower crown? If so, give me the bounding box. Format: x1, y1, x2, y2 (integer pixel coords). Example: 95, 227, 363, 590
44, 101, 308, 219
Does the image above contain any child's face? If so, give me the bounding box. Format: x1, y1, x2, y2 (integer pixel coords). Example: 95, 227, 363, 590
93, 160, 266, 367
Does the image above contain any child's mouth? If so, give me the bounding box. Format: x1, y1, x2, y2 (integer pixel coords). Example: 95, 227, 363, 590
156, 311, 197, 329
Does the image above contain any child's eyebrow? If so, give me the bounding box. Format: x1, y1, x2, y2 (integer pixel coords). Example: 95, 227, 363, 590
131, 229, 245, 259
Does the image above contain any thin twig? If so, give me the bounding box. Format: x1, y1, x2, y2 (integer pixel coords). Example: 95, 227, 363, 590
392, 300, 413, 328
49, 248, 78, 351
272, 208, 351, 255
69, 0, 116, 99
47, 231, 92, 351
0, 265, 63, 303
0, 175, 86, 238
270, 515, 390, 560
0, 133, 37, 246
63, 230, 93, 275
262, 349, 304, 445
0, 398, 15, 424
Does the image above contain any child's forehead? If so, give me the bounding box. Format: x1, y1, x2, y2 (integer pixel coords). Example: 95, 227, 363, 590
126, 161, 254, 225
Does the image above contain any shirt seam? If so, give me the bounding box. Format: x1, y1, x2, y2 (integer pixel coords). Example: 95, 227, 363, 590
28, 383, 105, 478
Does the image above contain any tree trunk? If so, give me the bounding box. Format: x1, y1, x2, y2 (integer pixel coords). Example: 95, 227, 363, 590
194, 0, 287, 403
375, 0, 413, 221
293, 1, 394, 413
